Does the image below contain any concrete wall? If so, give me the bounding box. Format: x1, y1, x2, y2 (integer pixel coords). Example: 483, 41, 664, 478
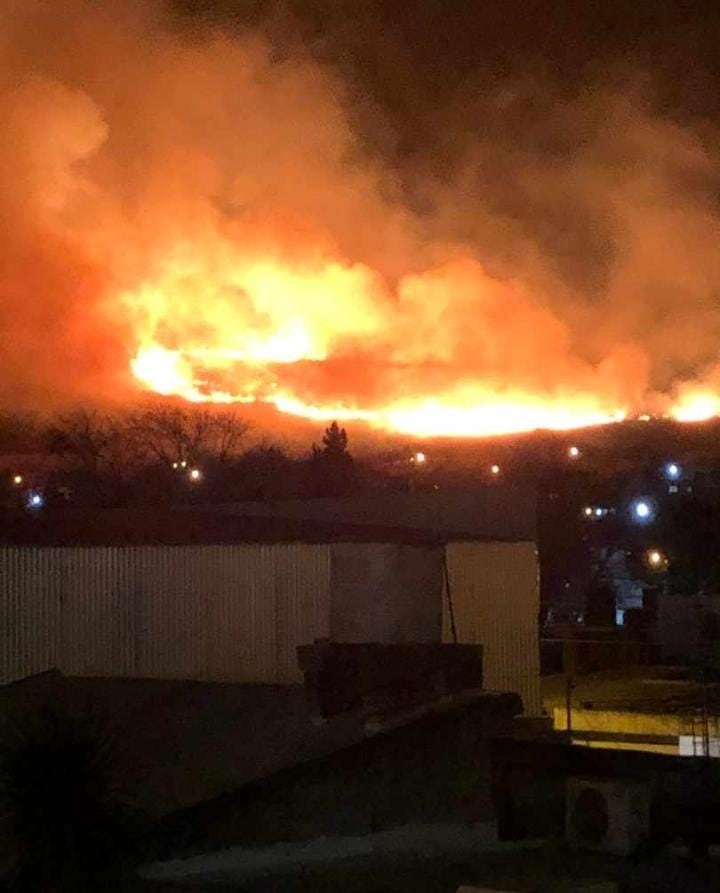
158, 693, 514, 850
330, 543, 444, 643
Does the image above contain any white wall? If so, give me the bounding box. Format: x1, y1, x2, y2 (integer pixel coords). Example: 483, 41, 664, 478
0, 545, 331, 684
330, 543, 444, 643
0, 540, 541, 714
444, 541, 541, 715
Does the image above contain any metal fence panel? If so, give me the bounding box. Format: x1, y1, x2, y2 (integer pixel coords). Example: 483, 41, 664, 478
444, 541, 541, 715
0, 545, 332, 685
0, 548, 62, 682
275, 545, 332, 683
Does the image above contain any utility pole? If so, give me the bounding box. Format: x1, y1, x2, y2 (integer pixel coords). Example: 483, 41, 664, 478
565, 674, 574, 738
702, 667, 710, 759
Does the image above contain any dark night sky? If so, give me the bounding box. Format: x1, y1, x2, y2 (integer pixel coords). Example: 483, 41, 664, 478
176, 1, 720, 120
170, 0, 720, 227
178, 0, 720, 278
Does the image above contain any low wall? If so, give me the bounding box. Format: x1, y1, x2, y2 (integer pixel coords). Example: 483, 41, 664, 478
153, 692, 521, 856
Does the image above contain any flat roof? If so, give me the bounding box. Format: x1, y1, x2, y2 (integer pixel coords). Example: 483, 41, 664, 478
0, 508, 510, 547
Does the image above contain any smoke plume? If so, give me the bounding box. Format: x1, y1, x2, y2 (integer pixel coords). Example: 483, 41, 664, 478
1, 0, 718, 434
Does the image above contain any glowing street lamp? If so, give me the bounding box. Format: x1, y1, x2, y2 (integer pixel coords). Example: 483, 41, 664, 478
189, 468, 202, 482
11, 474, 23, 486
568, 445, 581, 459
26, 491, 44, 510
412, 452, 426, 465
645, 548, 668, 571
630, 497, 656, 524
663, 462, 682, 482
490, 464, 501, 476
583, 505, 608, 520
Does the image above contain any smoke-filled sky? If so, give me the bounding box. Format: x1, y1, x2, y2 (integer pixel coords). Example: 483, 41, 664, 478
4, 0, 720, 434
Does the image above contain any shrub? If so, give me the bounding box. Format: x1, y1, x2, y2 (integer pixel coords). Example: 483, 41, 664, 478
0, 704, 141, 891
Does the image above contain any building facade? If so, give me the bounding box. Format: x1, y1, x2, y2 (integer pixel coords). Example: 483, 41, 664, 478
0, 492, 541, 713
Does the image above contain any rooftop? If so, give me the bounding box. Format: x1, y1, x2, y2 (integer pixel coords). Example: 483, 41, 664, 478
0, 507, 490, 547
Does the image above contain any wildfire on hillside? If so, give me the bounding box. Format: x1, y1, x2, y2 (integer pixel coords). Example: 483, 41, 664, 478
126, 256, 632, 437
4, 1, 720, 437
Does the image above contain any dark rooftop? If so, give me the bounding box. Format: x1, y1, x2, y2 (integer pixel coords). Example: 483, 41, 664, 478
0, 508, 487, 547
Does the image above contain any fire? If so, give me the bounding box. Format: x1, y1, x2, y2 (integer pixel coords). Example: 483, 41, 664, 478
124, 235, 644, 437
125, 252, 716, 438
132, 334, 720, 438
131, 347, 197, 399
125, 250, 720, 438
6, 2, 720, 434
670, 391, 720, 423
131, 342, 628, 437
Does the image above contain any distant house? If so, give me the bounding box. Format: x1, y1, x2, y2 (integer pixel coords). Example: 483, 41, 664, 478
0, 489, 541, 714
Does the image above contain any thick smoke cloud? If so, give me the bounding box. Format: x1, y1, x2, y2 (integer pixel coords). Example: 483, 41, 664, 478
0, 0, 718, 430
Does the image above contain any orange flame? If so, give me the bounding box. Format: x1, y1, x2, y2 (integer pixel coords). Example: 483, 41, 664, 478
125, 247, 720, 437
132, 341, 628, 436
5, 2, 720, 434
670, 390, 720, 423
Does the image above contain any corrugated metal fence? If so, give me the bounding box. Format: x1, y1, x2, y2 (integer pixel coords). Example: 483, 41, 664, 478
0, 545, 331, 685
444, 541, 541, 715
0, 541, 541, 714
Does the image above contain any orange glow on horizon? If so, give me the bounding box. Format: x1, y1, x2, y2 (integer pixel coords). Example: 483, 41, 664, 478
131, 343, 631, 437
670, 391, 720, 423
7, 2, 720, 433
125, 251, 719, 438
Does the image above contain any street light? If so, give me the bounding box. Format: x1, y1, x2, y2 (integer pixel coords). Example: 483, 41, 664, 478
663, 462, 682, 482
11, 474, 23, 486
189, 468, 202, 482
568, 445, 581, 459
412, 452, 426, 465
26, 491, 44, 510
630, 497, 656, 524
583, 505, 608, 520
490, 464, 501, 476
645, 548, 668, 571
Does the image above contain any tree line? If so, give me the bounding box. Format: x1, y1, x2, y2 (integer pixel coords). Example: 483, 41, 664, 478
0, 408, 415, 508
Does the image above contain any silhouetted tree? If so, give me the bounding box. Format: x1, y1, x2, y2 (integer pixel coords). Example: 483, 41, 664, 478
319, 421, 349, 458
0, 412, 39, 455
45, 410, 139, 506
310, 421, 354, 496
202, 443, 298, 501
46, 410, 135, 476
127, 405, 249, 466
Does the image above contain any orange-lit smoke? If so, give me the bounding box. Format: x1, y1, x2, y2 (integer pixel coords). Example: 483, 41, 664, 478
1, 1, 720, 436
